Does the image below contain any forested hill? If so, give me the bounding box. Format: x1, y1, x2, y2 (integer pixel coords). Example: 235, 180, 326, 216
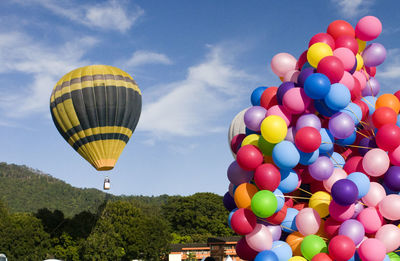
0, 162, 167, 216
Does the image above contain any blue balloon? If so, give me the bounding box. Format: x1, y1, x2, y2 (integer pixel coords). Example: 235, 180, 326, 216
299, 149, 319, 165
347, 172, 371, 198
383, 254, 391, 261
336, 129, 356, 145
304, 73, 331, 99
251, 86, 268, 106
281, 208, 298, 233
278, 169, 299, 193
330, 152, 345, 168
246, 127, 261, 135
341, 102, 363, 125
397, 114, 400, 128
228, 208, 238, 228
362, 96, 377, 115
324, 83, 351, 111
301, 61, 313, 70
319, 128, 334, 154
270, 241, 293, 261
314, 99, 338, 117
274, 189, 284, 212
255, 250, 279, 261
272, 141, 300, 169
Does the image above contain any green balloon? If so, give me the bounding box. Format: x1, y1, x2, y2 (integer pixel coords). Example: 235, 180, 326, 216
258, 136, 275, 156
388, 252, 400, 261
250, 190, 277, 218
300, 235, 328, 260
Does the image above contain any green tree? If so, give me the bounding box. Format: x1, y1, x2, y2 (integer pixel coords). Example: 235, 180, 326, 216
48, 233, 81, 261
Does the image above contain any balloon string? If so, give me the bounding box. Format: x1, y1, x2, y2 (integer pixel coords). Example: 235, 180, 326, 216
326, 151, 343, 169
362, 66, 375, 99
356, 130, 374, 139
321, 141, 375, 150
276, 195, 331, 202
297, 187, 313, 196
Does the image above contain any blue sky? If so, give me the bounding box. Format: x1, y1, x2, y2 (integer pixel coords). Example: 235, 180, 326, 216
0, 0, 399, 196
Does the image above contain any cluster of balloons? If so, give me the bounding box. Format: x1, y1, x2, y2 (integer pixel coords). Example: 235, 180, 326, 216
224, 16, 400, 261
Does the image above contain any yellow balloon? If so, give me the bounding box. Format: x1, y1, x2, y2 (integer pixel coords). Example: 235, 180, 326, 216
242, 134, 260, 147
289, 257, 307, 261
309, 191, 332, 218
307, 43, 333, 68
356, 53, 364, 71
357, 38, 367, 53
260, 115, 287, 144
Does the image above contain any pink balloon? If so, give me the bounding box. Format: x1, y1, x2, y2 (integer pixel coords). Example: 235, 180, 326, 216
271, 53, 297, 77
375, 224, 400, 253
362, 182, 386, 207
245, 223, 273, 252
323, 168, 347, 192
329, 200, 355, 222
353, 71, 367, 91
355, 16, 382, 41
282, 88, 311, 114
358, 238, 386, 261
283, 70, 300, 83
339, 71, 355, 91
357, 207, 384, 234
362, 148, 390, 177
389, 145, 400, 166
295, 208, 321, 236
266, 105, 292, 126
333, 47, 356, 71
378, 194, 400, 220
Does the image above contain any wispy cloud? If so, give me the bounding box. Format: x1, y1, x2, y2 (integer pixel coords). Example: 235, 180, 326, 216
138, 44, 257, 138
14, 0, 144, 33
377, 48, 400, 93
0, 31, 98, 118
124, 50, 173, 68
331, 0, 375, 19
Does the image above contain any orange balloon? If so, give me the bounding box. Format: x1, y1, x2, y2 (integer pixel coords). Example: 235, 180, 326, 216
234, 183, 258, 209
263, 155, 274, 164
316, 219, 329, 239
286, 231, 304, 256
375, 93, 400, 114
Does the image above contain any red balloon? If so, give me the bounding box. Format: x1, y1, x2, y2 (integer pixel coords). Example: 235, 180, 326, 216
260, 87, 278, 109
327, 20, 355, 40
297, 50, 308, 70
293, 203, 307, 211
328, 235, 356, 261
310, 180, 327, 193
309, 33, 335, 49
295, 127, 322, 153
343, 156, 365, 174
230, 208, 257, 235
312, 253, 333, 261
365, 66, 376, 77
353, 99, 369, 120
254, 163, 281, 191
372, 107, 397, 129
317, 56, 345, 83
395, 90, 400, 102
324, 217, 341, 238
335, 36, 358, 55
236, 145, 263, 171
236, 237, 258, 260
266, 204, 288, 225
350, 76, 362, 100
375, 124, 400, 151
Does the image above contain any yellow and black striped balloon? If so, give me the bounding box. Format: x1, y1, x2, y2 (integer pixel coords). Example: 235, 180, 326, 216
50, 65, 141, 171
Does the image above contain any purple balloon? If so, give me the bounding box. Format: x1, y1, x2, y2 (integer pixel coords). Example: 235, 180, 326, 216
267, 225, 282, 241
362, 43, 387, 67
384, 166, 400, 192
297, 67, 315, 87
331, 179, 359, 206
362, 77, 380, 97
285, 127, 296, 143
308, 156, 334, 181
358, 137, 377, 156
277, 82, 295, 105
328, 112, 355, 139
223, 192, 237, 211
244, 106, 267, 132
339, 219, 365, 245
296, 113, 322, 131
352, 201, 365, 218
227, 161, 254, 185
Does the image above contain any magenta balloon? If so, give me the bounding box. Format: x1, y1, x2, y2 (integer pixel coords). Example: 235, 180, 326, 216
378, 194, 400, 220
362, 43, 387, 67
358, 238, 386, 261
338, 219, 365, 245
236, 237, 259, 260
328, 112, 355, 139
227, 161, 254, 185
329, 200, 355, 222
357, 207, 383, 234
375, 224, 400, 252
296, 114, 322, 131
245, 224, 273, 252
244, 106, 267, 131
356, 16, 382, 41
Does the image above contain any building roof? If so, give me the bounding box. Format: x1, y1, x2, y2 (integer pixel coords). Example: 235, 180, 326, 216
207, 236, 241, 244
170, 243, 208, 252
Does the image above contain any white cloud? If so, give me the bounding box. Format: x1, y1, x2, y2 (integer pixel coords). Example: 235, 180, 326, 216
376, 48, 400, 93
14, 0, 143, 33
0, 31, 97, 118
138, 44, 256, 137
124, 50, 172, 67
331, 0, 375, 19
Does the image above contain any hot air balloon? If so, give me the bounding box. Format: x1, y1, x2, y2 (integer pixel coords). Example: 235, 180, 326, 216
50, 65, 142, 171
228, 108, 248, 157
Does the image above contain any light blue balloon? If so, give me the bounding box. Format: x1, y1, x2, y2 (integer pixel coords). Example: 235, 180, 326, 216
330, 152, 345, 168
299, 149, 319, 165
281, 208, 298, 233
319, 128, 334, 154
397, 114, 400, 128
383, 254, 391, 261
274, 189, 284, 212
270, 241, 293, 261
347, 172, 371, 198
272, 141, 300, 169
341, 102, 363, 125
325, 83, 351, 111
255, 250, 279, 261
228, 208, 238, 228
278, 169, 299, 193
336, 129, 356, 145
362, 96, 377, 115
